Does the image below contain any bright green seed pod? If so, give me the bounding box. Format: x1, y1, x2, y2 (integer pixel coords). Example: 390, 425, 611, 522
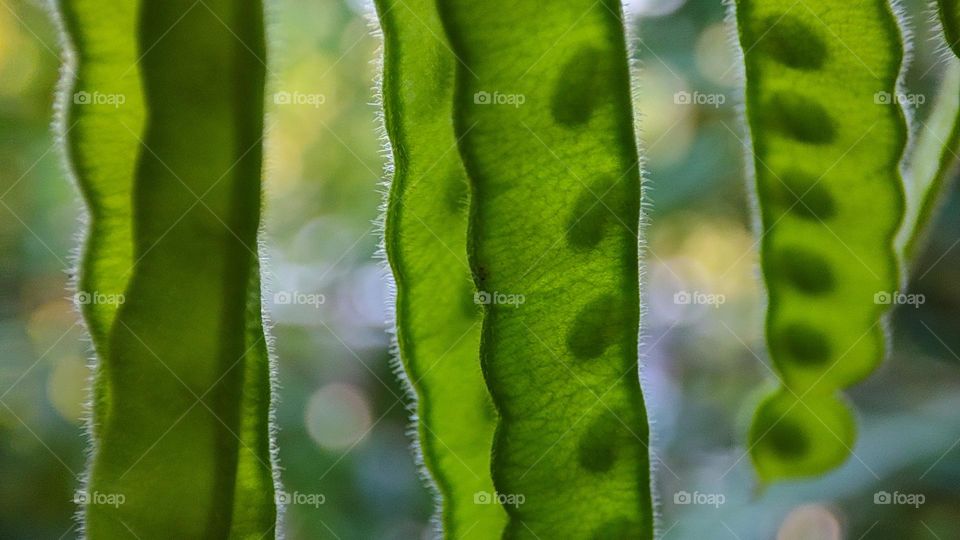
733, 0, 907, 482
437, 0, 654, 536
58, 1, 277, 536
375, 0, 506, 536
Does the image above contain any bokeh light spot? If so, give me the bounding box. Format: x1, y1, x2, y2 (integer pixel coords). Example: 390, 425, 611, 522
305, 383, 373, 451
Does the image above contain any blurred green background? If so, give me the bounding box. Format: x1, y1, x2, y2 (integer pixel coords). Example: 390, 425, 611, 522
1, 0, 959, 538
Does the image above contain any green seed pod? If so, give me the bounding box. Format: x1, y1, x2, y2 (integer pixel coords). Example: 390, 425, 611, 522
58, 0, 277, 536
733, 0, 907, 481
375, 0, 506, 535
437, 0, 654, 536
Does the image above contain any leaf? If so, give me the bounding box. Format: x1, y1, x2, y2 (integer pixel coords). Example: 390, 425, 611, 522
375, 0, 507, 536
58, 0, 277, 536
897, 3, 960, 260
437, 0, 654, 537
732, 0, 907, 481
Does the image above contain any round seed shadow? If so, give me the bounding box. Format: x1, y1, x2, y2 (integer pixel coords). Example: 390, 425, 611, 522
758, 14, 827, 70
577, 413, 619, 473
766, 418, 810, 459
776, 322, 832, 366
551, 46, 605, 127
766, 169, 836, 221
567, 294, 622, 360
567, 177, 619, 250
773, 246, 835, 295
764, 91, 836, 145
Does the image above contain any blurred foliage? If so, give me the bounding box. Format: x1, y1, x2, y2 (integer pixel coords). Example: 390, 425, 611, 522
0, 0, 958, 538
